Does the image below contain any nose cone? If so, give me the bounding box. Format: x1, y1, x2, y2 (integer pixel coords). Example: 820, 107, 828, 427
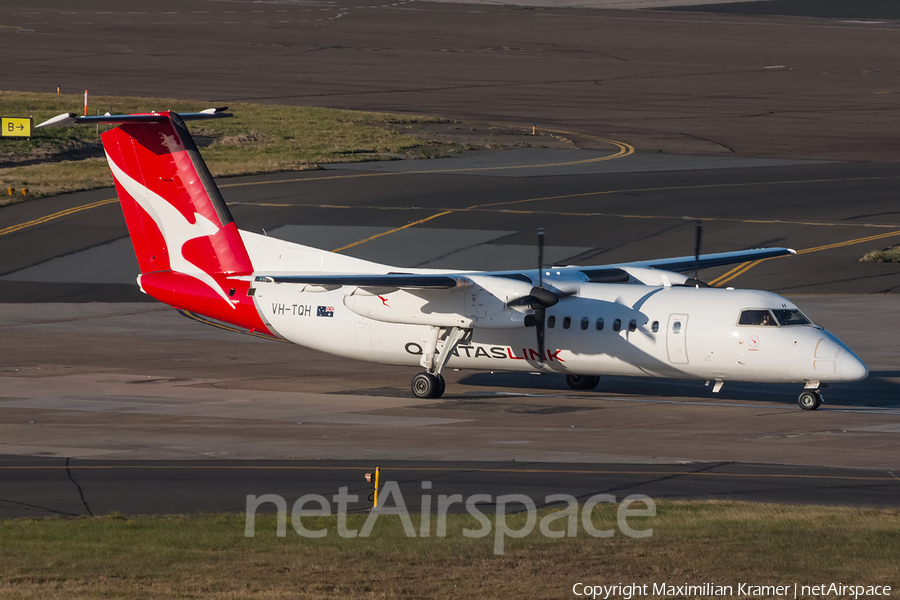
840, 352, 868, 382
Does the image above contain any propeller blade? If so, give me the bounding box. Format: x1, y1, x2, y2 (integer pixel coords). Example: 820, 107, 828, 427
525, 227, 548, 363
537, 228, 545, 290
681, 277, 711, 288
694, 220, 703, 281
683, 220, 711, 287
537, 228, 547, 362
535, 307, 546, 361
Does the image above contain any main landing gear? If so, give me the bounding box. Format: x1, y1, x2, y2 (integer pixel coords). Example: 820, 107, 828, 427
411, 372, 445, 399
565, 374, 600, 390
798, 390, 823, 411
410, 326, 471, 399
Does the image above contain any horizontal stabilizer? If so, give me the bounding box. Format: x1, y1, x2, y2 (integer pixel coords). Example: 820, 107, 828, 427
36, 109, 232, 128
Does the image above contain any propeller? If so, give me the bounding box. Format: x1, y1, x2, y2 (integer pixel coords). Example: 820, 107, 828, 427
694, 220, 702, 280
507, 228, 573, 362
538, 226, 545, 290
683, 220, 710, 288
533, 228, 550, 361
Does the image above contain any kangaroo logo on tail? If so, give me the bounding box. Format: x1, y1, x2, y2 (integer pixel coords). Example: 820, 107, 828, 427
107, 155, 236, 308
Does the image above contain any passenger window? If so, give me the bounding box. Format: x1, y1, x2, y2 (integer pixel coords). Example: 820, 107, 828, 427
613, 319, 621, 332
739, 309, 777, 326
673, 321, 681, 334
580, 317, 589, 330
548, 316, 556, 328
596, 318, 604, 331
628, 319, 637, 332
563, 316, 571, 329
651, 321, 659, 333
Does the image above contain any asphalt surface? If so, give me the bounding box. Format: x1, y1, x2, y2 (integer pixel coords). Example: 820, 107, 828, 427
1, 0, 900, 516
2, 0, 900, 161
3, 156, 900, 300
667, 0, 900, 19
3, 458, 899, 518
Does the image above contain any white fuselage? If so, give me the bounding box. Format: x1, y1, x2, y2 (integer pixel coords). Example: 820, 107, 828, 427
250, 280, 867, 386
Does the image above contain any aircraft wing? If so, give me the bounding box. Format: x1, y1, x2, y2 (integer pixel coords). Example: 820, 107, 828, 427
251, 247, 794, 289
254, 274, 473, 289
592, 247, 795, 274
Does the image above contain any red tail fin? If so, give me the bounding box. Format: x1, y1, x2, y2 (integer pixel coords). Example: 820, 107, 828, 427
97, 111, 270, 335
102, 112, 253, 278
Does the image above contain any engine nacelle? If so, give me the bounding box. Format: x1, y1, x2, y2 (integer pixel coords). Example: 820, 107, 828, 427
343, 288, 472, 327
343, 275, 538, 329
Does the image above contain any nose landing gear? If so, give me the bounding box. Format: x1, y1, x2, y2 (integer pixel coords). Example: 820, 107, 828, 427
798, 390, 822, 411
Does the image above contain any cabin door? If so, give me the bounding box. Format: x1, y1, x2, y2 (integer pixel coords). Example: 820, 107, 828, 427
666, 313, 689, 364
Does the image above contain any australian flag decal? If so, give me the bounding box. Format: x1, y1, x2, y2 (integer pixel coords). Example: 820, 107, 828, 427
317, 306, 334, 318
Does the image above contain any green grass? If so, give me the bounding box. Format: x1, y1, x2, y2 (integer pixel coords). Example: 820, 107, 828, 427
861, 246, 900, 263
0, 91, 447, 203
0, 501, 897, 599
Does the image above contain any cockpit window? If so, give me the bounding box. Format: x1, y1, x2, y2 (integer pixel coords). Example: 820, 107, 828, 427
739, 308, 811, 327
738, 309, 777, 326
771, 309, 811, 326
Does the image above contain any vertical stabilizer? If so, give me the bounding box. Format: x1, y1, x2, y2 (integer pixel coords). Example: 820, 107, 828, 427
102, 112, 253, 279
57, 110, 273, 335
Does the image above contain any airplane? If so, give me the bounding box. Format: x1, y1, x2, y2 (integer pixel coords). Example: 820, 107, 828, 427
37, 109, 868, 411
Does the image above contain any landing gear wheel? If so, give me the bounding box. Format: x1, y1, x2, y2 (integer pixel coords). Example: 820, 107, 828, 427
566, 374, 600, 390
412, 372, 444, 399
798, 390, 822, 411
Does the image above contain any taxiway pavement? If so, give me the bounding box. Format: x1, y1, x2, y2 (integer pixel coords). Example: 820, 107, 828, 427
3, 458, 899, 519
1, 298, 898, 473
1, 0, 899, 514
2, 0, 900, 161
2, 148, 900, 515
3, 156, 900, 302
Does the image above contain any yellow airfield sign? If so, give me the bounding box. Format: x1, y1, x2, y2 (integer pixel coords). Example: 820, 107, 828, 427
1, 117, 33, 138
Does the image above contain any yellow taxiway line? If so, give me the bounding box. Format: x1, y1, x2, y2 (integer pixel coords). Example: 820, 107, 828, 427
711, 229, 900, 287
0, 198, 118, 238
331, 210, 455, 253
5, 144, 900, 289
0, 129, 631, 240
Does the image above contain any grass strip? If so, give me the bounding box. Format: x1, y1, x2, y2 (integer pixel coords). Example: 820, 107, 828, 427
0, 91, 447, 204
861, 246, 900, 263
0, 500, 897, 599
